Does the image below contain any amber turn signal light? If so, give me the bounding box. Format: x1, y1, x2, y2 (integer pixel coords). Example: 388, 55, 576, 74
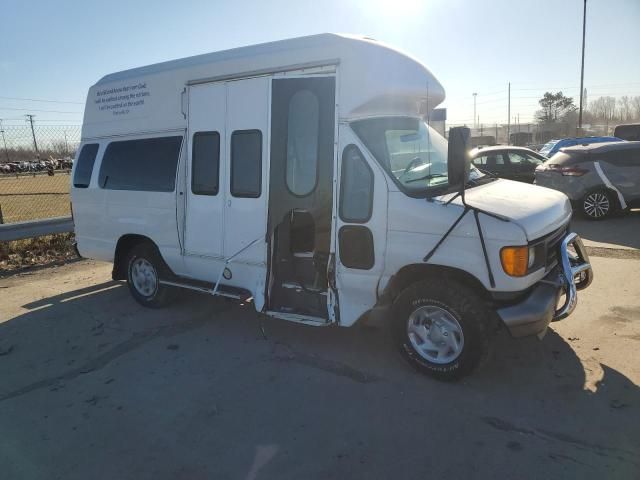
500, 246, 529, 277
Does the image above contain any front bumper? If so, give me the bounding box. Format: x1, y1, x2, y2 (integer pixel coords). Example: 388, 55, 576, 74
497, 232, 593, 337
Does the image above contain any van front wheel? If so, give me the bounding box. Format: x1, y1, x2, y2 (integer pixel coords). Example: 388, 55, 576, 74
126, 243, 174, 308
394, 279, 491, 381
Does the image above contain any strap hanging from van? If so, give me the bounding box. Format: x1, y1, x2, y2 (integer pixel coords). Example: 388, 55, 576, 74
423, 204, 500, 288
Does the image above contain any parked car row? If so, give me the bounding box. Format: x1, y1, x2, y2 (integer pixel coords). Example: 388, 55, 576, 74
469, 136, 639, 221
535, 141, 640, 220
0, 158, 73, 174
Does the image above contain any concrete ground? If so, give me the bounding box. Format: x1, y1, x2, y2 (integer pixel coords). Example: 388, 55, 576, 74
573, 209, 640, 252
1, 247, 639, 479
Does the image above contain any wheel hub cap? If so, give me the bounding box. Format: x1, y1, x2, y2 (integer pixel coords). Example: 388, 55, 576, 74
584, 193, 610, 218
131, 258, 158, 297
407, 305, 464, 364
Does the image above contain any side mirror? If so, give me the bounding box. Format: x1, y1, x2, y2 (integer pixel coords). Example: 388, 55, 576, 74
447, 127, 471, 192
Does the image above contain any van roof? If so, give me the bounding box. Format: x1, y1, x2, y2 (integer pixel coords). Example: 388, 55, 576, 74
83, 34, 445, 139
97, 33, 415, 85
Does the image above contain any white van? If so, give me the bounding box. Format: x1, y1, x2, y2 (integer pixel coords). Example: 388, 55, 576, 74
71, 34, 593, 380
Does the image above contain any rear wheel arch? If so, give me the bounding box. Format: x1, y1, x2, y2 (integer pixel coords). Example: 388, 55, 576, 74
112, 234, 161, 280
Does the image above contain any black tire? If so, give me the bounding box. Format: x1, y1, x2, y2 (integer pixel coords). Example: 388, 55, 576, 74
582, 189, 616, 220
125, 243, 174, 308
393, 279, 491, 381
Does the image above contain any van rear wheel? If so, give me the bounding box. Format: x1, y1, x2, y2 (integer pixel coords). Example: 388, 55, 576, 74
125, 243, 174, 308
393, 279, 491, 381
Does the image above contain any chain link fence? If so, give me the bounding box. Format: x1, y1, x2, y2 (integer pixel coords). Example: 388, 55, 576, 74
0, 125, 80, 224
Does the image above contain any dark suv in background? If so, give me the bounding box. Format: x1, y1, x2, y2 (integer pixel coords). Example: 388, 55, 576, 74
535, 142, 640, 219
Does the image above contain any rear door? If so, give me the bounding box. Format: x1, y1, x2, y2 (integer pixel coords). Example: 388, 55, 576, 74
506, 151, 541, 183
223, 77, 270, 263
184, 83, 226, 257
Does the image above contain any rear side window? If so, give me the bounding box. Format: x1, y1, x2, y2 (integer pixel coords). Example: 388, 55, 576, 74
192, 132, 220, 195
73, 143, 99, 188
99, 136, 183, 192
231, 130, 262, 198
601, 148, 640, 167
340, 145, 373, 223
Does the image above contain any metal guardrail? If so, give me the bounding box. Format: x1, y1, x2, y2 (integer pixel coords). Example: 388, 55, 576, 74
0, 216, 74, 242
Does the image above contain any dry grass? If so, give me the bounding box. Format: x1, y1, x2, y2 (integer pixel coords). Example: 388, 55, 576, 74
0, 233, 77, 275
0, 173, 71, 223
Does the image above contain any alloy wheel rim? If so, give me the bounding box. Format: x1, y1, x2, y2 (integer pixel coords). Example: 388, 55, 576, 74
131, 258, 158, 297
407, 305, 465, 364
584, 193, 610, 218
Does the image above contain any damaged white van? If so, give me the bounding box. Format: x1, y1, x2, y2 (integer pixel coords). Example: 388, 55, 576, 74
72, 34, 593, 380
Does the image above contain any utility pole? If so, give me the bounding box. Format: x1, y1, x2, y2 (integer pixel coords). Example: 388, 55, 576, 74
25, 114, 39, 158
0, 119, 10, 163
578, 0, 587, 135
472, 92, 478, 129
507, 82, 511, 145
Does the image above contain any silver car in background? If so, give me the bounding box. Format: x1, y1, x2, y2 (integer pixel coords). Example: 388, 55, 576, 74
535, 141, 640, 220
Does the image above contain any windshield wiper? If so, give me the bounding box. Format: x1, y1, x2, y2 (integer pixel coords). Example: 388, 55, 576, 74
405, 173, 447, 184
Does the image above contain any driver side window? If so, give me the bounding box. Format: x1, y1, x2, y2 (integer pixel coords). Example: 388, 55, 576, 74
340, 145, 373, 223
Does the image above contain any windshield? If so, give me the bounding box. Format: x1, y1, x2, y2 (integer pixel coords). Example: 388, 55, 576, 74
539, 140, 558, 156
351, 117, 483, 196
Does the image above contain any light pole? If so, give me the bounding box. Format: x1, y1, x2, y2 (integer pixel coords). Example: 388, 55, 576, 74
578, 0, 587, 134
472, 92, 478, 129
0, 119, 10, 163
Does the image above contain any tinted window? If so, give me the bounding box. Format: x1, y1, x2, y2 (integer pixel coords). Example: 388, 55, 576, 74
231, 130, 262, 198
602, 148, 640, 167
508, 152, 542, 165
73, 143, 99, 188
340, 145, 373, 223
286, 90, 319, 196
339, 226, 374, 270
192, 132, 220, 195
99, 136, 182, 192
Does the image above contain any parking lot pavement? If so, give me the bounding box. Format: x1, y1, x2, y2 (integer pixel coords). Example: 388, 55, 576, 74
573, 209, 640, 252
0, 258, 639, 480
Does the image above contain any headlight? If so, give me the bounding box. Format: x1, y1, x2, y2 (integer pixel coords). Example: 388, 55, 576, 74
528, 246, 536, 268
500, 246, 529, 277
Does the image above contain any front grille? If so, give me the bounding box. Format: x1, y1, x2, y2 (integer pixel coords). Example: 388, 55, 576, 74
545, 226, 568, 271
529, 225, 568, 273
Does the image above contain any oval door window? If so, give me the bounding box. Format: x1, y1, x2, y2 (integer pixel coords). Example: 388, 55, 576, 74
286, 90, 320, 196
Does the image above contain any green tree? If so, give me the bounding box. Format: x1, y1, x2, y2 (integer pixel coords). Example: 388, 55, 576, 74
535, 91, 576, 123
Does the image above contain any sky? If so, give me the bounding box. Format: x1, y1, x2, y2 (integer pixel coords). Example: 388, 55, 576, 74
1, 0, 639, 127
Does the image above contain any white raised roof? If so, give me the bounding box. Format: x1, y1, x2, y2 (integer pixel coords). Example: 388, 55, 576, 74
83, 34, 445, 139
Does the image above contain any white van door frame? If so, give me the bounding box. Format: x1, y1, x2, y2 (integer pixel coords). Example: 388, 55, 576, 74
333, 126, 389, 326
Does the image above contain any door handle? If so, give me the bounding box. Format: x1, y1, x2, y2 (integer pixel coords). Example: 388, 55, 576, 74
227, 200, 232, 207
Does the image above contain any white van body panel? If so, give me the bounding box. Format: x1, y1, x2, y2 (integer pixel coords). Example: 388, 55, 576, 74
334, 127, 389, 327
71, 33, 575, 331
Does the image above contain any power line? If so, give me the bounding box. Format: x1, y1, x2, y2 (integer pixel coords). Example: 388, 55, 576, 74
0, 106, 82, 114
0, 96, 83, 105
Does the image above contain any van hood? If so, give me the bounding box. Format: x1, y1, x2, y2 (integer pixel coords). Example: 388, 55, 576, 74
454, 179, 572, 240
